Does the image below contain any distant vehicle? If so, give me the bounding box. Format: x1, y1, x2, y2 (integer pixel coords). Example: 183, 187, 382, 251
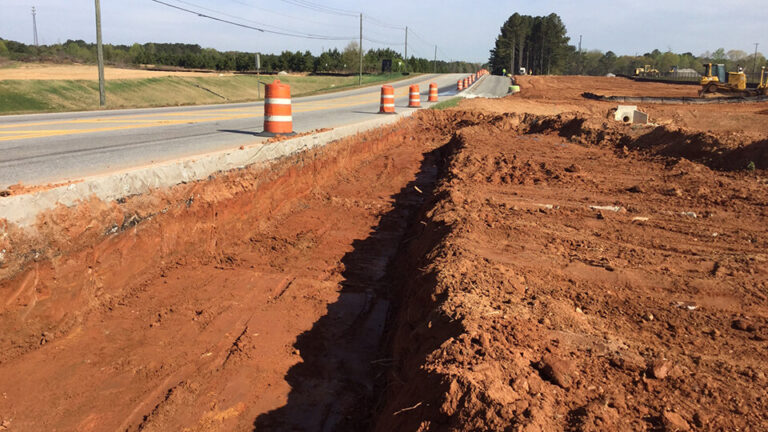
519, 67, 526, 75
699, 63, 767, 97
633, 65, 660, 77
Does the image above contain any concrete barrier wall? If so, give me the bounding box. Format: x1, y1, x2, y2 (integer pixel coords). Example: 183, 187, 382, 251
0, 110, 418, 227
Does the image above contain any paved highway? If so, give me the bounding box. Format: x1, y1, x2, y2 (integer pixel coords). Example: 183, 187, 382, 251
0, 73, 466, 188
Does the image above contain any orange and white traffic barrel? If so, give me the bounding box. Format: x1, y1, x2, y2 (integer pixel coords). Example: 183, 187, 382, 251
379, 85, 395, 114
463, 77, 469, 88
264, 80, 292, 134
408, 84, 421, 108
428, 83, 438, 102
457, 79, 464, 91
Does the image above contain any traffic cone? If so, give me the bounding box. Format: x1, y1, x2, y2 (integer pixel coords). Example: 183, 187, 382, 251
428, 83, 438, 102
408, 85, 421, 108
379, 85, 395, 114
264, 80, 292, 134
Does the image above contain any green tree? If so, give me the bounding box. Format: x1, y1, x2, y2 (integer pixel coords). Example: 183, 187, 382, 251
489, 13, 570, 75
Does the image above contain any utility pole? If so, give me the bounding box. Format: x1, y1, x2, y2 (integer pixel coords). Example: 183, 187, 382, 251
404, 26, 408, 74
359, 13, 363, 86
255, 53, 261, 99
434, 45, 437, 73
94, 0, 106, 107
578, 35, 583, 74
31, 7, 39, 47
753, 43, 760, 76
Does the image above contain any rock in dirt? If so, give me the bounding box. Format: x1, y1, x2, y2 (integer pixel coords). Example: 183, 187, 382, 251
564, 164, 581, 173
627, 185, 644, 193
649, 360, 673, 379
732, 319, 756, 332
537, 355, 576, 389
608, 350, 646, 372
662, 411, 690, 431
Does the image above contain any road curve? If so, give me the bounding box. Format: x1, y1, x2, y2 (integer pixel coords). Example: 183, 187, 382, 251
0, 73, 466, 188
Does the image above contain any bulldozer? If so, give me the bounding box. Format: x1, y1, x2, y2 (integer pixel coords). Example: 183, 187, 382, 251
699, 63, 768, 97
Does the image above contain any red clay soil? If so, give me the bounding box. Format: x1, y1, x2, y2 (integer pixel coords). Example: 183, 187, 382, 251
463, 75, 768, 139
374, 114, 768, 431
0, 118, 451, 431
1, 78, 767, 431
0, 179, 83, 197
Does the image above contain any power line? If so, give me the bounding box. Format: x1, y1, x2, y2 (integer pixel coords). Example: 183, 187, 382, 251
149, 0, 355, 40
223, 0, 358, 31
364, 15, 403, 31
277, 0, 358, 17
363, 36, 403, 46
409, 29, 436, 51
154, 0, 456, 61
162, 0, 354, 40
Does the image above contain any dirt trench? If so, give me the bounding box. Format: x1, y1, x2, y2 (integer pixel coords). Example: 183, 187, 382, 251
0, 112, 458, 431
1, 105, 767, 431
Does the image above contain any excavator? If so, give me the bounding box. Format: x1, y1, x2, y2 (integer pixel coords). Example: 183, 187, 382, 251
699, 63, 767, 97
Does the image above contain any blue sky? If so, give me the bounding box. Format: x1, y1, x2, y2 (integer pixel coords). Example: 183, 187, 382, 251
1, 0, 766, 62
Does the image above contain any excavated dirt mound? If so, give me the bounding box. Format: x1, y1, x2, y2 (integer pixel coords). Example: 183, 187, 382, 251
1, 78, 767, 431
462, 76, 768, 140
374, 121, 768, 432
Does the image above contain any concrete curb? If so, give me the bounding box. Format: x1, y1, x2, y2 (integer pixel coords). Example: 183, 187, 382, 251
0, 110, 418, 227
461, 75, 511, 99
455, 75, 487, 98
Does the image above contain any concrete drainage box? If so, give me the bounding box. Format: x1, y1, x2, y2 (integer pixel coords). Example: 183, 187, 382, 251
614, 105, 648, 124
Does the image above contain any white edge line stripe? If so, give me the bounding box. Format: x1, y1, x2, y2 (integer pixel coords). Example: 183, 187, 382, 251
265, 116, 293, 122
265, 98, 291, 105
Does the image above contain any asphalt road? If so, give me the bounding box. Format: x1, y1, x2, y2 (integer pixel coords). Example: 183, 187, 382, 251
0, 73, 468, 188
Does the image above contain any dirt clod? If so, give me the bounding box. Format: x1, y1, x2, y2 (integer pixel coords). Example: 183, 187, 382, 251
662, 411, 690, 431
537, 355, 576, 389
650, 360, 673, 380
732, 319, 756, 332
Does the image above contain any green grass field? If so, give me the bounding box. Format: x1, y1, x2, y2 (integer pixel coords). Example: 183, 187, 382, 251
0, 73, 419, 115
429, 96, 462, 110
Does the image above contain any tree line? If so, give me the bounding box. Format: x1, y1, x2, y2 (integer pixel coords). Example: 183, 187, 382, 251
489, 13, 767, 77
0, 38, 481, 74
489, 13, 570, 75
572, 48, 766, 77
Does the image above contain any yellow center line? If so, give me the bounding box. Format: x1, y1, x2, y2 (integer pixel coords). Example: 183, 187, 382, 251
0, 77, 442, 142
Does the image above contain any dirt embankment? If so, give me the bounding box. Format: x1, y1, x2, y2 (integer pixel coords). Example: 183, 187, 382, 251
1, 77, 767, 431
0, 115, 455, 431
375, 112, 768, 431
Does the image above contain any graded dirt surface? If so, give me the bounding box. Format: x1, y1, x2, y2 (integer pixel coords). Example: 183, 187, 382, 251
464, 75, 768, 138
1, 76, 767, 431
0, 62, 231, 80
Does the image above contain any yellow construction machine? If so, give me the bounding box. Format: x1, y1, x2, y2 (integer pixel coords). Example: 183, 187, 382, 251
699, 63, 768, 97
633, 65, 660, 77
